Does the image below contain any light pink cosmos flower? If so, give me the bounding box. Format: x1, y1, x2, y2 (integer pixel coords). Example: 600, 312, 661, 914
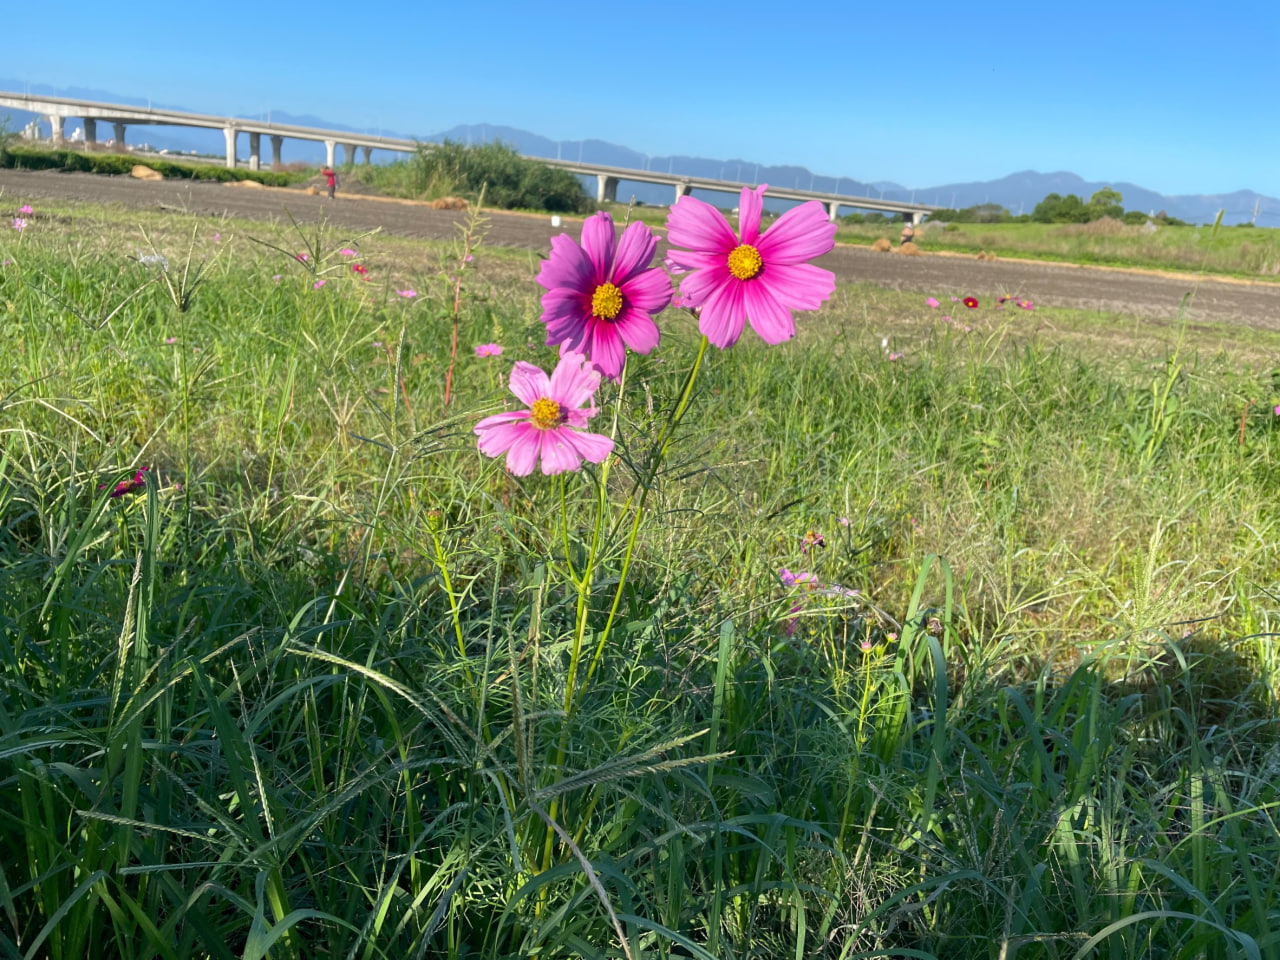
12, 218, 27, 231
475, 343, 503, 357
536, 211, 671, 379
474, 352, 614, 476
339, 248, 357, 257
397, 289, 418, 299
213, 232, 221, 243
888, 352, 904, 361
313, 280, 326, 289
296, 253, 310, 262
926, 297, 939, 308
665, 184, 836, 348
19, 205, 32, 215
164, 336, 178, 344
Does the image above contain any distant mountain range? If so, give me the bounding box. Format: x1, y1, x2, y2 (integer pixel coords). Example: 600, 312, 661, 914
2, 79, 1274, 226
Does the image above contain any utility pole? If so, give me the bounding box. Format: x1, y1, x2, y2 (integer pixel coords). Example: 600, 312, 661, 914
1252, 197, 1260, 225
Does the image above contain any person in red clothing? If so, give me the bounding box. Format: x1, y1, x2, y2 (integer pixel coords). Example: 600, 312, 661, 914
322, 165, 337, 199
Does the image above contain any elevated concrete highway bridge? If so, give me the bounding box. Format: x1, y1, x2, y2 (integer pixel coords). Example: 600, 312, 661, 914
0, 92, 936, 224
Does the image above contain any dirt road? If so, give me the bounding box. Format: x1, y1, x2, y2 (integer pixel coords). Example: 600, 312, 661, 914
4, 169, 1278, 327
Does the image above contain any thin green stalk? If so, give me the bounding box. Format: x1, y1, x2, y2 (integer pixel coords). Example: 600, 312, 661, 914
582, 335, 708, 693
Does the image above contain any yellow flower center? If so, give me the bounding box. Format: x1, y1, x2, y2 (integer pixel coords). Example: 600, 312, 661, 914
530, 397, 562, 430
590, 282, 624, 320
727, 243, 763, 280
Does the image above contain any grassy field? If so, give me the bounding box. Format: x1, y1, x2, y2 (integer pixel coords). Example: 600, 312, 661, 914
601, 201, 1280, 279
3, 200, 1280, 959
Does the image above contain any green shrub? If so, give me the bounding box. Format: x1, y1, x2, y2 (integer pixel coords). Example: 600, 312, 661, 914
1122, 210, 1150, 225
0, 147, 306, 186
404, 139, 590, 212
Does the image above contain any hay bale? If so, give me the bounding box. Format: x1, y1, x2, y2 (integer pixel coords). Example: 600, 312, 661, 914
304, 185, 322, 196
227, 178, 267, 189
897, 241, 921, 255
130, 165, 164, 181
431, 196, 469, 211
872, 237, 892, 253
976, 250, 996, 261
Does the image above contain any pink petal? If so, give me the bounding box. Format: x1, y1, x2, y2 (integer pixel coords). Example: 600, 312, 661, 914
761, 263, 835, 312
744, 282, 796, 344
757, 202, 836, 265
542, 287, 592, 340
697, 279, 747, 349
579, 212, 616, 285
537, 233, 595, 293
549, 352, 603, 410
585, 322, 625, 380
611, 220, 659, 286
563, 428, 614, 465
539, 431, 586, 475
509, 361, 553, 407
477, 419, 534, 459
676, 261, 732, 309
613, 306, 660, 355
504, 428, 543, 476
618, 265, 672, 315
666, 197, 738, 254
664, 248, 725, 277
737, 184, 767, 245
475, 410, 530, 433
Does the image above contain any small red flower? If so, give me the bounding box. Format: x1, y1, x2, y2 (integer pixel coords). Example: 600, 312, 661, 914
100, 466, 149, 498
963, 296, 979, 309
352, 263, 368, 276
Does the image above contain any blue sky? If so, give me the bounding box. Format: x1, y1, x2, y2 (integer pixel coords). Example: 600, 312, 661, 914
5, 0, 1278, 196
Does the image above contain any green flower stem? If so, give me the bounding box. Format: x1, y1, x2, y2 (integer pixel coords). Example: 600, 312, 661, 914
582, 334, 709, 694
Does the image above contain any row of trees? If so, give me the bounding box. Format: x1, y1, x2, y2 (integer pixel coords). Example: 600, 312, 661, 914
924, 188, 1189, 227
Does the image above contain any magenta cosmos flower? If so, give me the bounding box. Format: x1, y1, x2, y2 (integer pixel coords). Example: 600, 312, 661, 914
475, 343, 503, 357
474, 352, 614, 476
536, 211, 672, 379
665, 184, 836, 348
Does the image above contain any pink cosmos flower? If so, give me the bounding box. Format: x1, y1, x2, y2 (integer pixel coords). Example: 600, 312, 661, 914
352, 263, 368, 276
1274, 405, 1280, 417
213, 232, 221, 243
19, 205, 32, 215
313, 279, 326, 289
12, 218, 27, 231
1018, 299, 1035, 310
665, 184, 836, 348
536, 211, 671, 379
164, 336, 178, 344
296, 253, 310, 262
779, 568, 819, 588
888, 352, 904, 361
397, 289, 418, 298
926, 297, 939, 308
339, 248, 357, 257
474, 352, 614, 476
941, 315, 952, 323
475, 343, 503, 357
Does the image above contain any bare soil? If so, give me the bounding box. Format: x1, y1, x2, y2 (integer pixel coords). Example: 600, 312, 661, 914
4, 169, 1279, 328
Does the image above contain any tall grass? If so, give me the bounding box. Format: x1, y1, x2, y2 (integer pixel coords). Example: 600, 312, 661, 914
1, 208, 1279, 958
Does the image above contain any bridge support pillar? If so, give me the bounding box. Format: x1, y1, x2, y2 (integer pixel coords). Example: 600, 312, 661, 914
826, 201, 841, 222
341, 142, 357, 166
673, 181, 692, 205
83, 118, 97, 148
270, 135, 284, 169
112, 122, 127, 151
248, 132, 261, 171
361, 145, 372, 165
909, 210, 925, 226
595, 174, 618, 204
324, 140, 336, 169
47, 115, 65, 146
223, 126, 238, 169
